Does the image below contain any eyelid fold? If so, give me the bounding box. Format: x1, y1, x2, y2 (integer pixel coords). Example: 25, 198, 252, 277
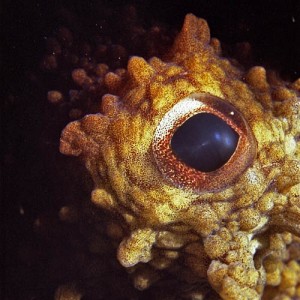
152, 93, 257, 193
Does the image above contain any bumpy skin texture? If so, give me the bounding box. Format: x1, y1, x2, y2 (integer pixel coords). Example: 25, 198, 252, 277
60, 14, 300, 300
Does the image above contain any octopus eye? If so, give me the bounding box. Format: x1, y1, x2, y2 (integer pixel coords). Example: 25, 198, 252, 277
171, 113, 239, 172
152, 93, 256, 193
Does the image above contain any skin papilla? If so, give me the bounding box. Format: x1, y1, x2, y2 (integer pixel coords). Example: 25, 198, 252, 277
60, 14, 300, 300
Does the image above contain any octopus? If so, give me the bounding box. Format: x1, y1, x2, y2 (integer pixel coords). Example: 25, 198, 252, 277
59, 14, 300, 300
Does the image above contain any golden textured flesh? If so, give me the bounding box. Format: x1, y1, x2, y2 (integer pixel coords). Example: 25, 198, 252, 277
60, 14, 300, 300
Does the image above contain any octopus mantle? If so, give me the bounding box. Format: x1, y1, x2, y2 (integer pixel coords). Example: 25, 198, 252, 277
60, 14, 300, 300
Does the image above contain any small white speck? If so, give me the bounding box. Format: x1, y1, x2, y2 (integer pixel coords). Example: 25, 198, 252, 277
247, 170, 258, 184
229, 111, 235, 115
19, 206, 25, 215
292, 16, 296, 23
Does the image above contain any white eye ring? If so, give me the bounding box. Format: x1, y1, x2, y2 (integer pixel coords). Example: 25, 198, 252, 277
153, 96, 207, 147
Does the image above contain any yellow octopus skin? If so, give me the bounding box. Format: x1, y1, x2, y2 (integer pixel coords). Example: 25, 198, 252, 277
60, 14, 300, 300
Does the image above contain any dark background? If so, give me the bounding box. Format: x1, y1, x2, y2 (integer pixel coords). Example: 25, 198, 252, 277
2, 0, 300, 299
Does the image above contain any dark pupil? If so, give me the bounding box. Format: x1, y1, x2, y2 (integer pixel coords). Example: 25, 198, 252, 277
171, 113, 239, 172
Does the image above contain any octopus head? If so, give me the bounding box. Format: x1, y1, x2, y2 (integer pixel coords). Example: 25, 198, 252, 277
60, 14, 300, 299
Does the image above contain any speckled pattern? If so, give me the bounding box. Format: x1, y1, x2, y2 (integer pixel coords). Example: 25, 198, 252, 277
60, 14, 300, 299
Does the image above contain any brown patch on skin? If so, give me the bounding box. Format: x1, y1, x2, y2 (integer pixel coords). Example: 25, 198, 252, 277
60, 14, 300, 300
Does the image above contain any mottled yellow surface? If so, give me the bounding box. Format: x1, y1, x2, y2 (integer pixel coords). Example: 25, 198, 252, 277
60, 14, 300, 300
